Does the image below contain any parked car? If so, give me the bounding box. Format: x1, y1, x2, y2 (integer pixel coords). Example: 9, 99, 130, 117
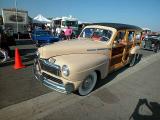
141, 35, 160, 52
31, 29, 60, 47
33, 23, 142, 96
0, 29, 15, 63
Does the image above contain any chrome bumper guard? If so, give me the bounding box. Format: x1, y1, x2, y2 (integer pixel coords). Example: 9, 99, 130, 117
34, 58, 74, 94
43, 77, 67, 93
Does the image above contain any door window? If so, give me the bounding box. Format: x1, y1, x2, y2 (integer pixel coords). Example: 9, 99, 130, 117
128, 31, 135, 42
115, 31, 126, 44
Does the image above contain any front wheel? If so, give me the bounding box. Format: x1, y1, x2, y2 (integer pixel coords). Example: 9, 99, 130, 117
78, 71, 97, 96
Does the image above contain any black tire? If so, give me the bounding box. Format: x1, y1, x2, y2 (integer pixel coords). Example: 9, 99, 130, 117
129, 54, 137, 67
0, 49, 8, 63
34, 40, 40, 47
155, 45, 160, 53
36, 44, 40, 47
136, 54, 142, 63
158, 46, 160, 52
153, 47, 157, 53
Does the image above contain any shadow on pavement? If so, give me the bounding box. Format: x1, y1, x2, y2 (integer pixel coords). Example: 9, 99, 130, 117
0, 52, 36, 67
94, 53, 143, 91
95, 65, 129, 90
129, 98, 160, 120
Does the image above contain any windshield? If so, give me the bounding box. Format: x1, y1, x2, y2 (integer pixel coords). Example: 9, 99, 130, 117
79, 28, 112, 42
62, 21, 78, 27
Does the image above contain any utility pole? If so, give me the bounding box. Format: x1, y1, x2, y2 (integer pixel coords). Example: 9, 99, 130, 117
15, 0, 19, 39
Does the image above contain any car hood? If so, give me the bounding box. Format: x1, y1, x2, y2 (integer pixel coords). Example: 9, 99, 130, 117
38, 38, 109, 59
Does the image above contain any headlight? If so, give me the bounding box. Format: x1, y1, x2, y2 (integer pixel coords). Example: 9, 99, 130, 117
62, 65, 70, 76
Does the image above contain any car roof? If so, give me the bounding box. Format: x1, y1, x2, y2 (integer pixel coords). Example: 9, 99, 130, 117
89, 23, 142, 31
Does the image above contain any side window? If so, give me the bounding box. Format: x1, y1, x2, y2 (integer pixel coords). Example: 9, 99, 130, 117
135, 32, 141, 41
101, 30, 112, 41
115, 31, 126, 43
128, 31, 135, 42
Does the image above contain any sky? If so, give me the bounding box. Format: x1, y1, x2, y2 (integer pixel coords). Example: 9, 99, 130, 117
0, 0, 160, 31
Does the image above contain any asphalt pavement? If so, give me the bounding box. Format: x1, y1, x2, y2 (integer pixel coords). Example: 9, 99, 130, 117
0, 39, 159, 120
39, 52, 160, 120
0, 39, 52, 109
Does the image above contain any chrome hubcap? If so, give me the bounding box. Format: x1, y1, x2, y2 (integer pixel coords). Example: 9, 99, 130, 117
82, 75, 93, 90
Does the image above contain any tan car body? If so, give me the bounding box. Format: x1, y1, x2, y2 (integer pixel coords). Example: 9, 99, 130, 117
35, 23, 142, 94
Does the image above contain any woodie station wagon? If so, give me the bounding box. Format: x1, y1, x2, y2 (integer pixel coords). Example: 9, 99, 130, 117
33, 23, 142, 96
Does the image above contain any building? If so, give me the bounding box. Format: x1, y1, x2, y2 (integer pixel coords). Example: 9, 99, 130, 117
1, 8, 29, 34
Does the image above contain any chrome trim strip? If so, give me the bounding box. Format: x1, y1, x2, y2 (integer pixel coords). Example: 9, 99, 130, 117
87, 48, 108, 51
87, 49, 97, 51
43, 77, 67, 93
43, 59, 60, 69
39, 59, 61, 76
97, 48, 108, 50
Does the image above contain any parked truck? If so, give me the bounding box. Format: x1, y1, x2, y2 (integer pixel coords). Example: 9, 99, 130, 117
52, 15, 78, 38
1, 8, 29, 39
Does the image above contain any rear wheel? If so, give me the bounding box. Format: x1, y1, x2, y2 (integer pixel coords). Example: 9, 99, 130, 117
129, 54, 137, 67
154, 45, 160, 53
0, 49, 8, 63
157, 46, 160, 52
78, 71, 97, 96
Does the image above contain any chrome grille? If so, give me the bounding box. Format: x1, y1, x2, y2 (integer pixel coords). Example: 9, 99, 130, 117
39, 59, 61, 76
42, 72, 63, 84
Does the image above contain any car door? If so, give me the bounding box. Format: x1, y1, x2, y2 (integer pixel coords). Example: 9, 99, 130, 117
122, 31, 135, 61
110, 31, 127, 69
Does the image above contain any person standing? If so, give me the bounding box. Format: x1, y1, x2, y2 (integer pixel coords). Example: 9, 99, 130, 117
51, 25, 56, 36
65, 26, 73, 40
59, 30, 66, 40
56, 26, 62, 37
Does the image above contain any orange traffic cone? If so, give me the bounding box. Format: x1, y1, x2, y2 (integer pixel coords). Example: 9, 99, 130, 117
14, 48, 26, 69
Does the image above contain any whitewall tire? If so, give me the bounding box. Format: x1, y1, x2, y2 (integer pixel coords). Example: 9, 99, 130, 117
78, 71, 97, 96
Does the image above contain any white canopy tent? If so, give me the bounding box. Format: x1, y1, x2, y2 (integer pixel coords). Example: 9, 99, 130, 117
33, 14, 51, 23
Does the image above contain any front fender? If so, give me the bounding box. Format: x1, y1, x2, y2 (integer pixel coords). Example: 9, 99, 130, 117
54, 54, 109, 82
